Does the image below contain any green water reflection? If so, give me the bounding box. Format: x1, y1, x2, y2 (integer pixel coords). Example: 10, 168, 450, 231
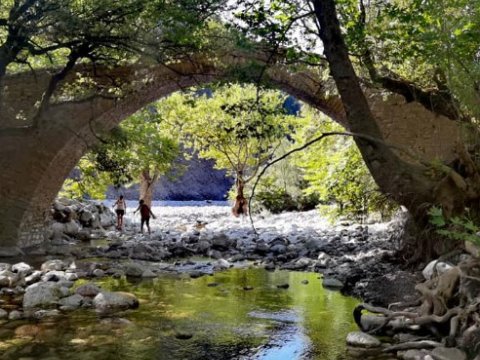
0, 268, 359, 360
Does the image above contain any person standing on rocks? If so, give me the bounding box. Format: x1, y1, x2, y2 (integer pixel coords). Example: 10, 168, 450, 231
134, 199, 156, 235
113, 195, 127, 230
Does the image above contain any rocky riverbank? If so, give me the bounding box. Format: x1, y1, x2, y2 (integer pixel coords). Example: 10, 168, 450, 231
40, 199, 416, 304
5, 200, 478, 359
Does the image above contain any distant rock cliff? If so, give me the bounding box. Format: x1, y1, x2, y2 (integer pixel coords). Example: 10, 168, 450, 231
106, 153, 233, 200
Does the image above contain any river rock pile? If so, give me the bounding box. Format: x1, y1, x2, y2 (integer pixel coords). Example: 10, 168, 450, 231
47, 198, 116, 243
0, 259, 139, 322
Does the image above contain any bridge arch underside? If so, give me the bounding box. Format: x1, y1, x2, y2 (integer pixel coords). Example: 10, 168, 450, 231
0, 60, 460, 253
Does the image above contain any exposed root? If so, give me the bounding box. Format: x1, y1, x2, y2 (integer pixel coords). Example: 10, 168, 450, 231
354, 258, 480, 354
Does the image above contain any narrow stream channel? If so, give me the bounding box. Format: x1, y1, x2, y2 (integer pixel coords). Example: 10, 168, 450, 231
0, 268, 362, 359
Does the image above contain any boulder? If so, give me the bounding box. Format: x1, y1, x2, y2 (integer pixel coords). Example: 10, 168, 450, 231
8, 310, 22, 320
41, 259, 68, 272
124, 263, 145, 277
42, 270, 68, 282
12, 262, 32, 276
431, 347, 466, 360
25, 271, 42, 285
63, 221, 80, 236
0, 270, 20, 287
23, 282, 63, 309
346, 331, 381, 348
93, 291, 139, 312
75, 283, 101, 297
422, 261, 454, 280
59, 294, 84, 309
211, 233, 233, 250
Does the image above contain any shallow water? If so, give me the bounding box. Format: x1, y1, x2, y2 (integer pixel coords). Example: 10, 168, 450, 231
0, 268, 361, 360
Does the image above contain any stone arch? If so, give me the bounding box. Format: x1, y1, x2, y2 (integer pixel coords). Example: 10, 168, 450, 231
0, 54, 461, 253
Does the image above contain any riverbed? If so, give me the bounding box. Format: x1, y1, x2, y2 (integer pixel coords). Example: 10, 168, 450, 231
0, 268, 360, 360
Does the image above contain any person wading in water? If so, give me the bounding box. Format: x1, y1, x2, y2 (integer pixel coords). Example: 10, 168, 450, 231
112, 195, 126, 230
134, 199, 156, 235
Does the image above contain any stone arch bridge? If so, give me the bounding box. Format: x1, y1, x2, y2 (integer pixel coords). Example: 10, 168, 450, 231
0, 52, 460, 254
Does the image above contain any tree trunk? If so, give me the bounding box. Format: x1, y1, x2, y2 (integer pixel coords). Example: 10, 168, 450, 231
312, 0, 472, 260
139, 169, 158, 208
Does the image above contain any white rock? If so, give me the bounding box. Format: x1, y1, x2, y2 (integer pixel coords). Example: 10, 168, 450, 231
214, 259, 232, 270
346, 331, 381, 348
12, 262, 32, 275
41, 259, 67, 272
25, 271, 42, 285
422, 260, 454, 280
65, 272, 78, 282
93, 291, 139, 312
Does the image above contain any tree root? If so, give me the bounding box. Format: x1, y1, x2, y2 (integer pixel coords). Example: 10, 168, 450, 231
354, 258, 480, 354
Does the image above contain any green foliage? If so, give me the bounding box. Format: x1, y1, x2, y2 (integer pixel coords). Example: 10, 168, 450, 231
428, 206, 480, 246
294, 109, 397, 221
60, 104, 179, 199
157, 84, 299, 188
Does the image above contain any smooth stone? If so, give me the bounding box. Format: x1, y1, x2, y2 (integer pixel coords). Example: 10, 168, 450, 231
41, 260, 67, 272
58, 294, 84, 308
64, 273, 78, 281
75, 283, 101, 297
214, 259, 232, 270
322, 277, 344, 289
93, 291, 139, 312
346, 331, 381, 348
422, 260, 453, 280
124, 263, 145, 277
431, 347, 466, 360
12, 262, 32, 275
23, 282, 63, 309
92, 269, 105, 278
8, 310, 22, 320
25, 271, 42, 285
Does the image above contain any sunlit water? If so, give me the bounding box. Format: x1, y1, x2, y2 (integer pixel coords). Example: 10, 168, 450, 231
0, 268, 360, 360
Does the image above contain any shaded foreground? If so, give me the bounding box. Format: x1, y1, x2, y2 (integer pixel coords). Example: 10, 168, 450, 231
0, 267, 360, 359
